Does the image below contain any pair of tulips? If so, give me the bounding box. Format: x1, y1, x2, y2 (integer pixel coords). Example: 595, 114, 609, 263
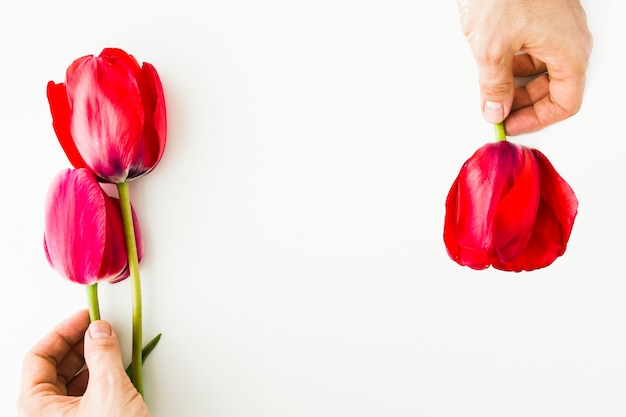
43, 48, 166, 396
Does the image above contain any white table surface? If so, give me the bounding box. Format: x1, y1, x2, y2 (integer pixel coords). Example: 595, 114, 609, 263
1, 1, 624, 416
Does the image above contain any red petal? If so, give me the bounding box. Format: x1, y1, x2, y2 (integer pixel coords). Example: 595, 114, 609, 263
454, 142, 523, 255
492, 146, 540, 263
66, 55, 145, 182
65, 55, 92, 80
139, 62, 167, 174
454, 144, 500, 253
100, 48, 142, 76
493, 150, 578, 272
493, 200, 567, 271
46, 81, 88, 169
532, 149, 578, 246
444, 176, 491, 269
443, 177, 461, 260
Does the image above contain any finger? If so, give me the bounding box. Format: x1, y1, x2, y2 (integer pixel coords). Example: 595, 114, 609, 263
67, 366, 89, 396
55, 339, 86, 388
83, 320, 140, 401
511, 74, 550, 112
21, 310, 90, 393
474, 47, 517, 124
78, 321, 149, 416
512, 53, 547, 77
504, 72, 586, 136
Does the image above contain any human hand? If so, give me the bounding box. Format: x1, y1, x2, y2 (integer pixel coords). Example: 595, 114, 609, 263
17, 310, 150, 417
457, 0, 593, 135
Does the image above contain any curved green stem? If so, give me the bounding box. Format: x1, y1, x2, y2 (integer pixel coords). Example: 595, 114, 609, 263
116, 181, 143, 397
494, 122, 507, 142
85, 283, 101, 322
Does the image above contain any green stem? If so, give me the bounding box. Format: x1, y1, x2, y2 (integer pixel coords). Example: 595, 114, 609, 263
116, 181, 143, 397
494, 122, 507, 142
85, 283, 101, 322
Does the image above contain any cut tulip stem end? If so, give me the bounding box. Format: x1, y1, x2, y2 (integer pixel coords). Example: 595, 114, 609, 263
86, 283, 101, 322
116, 180, 144, 397
494, 122, 507, 142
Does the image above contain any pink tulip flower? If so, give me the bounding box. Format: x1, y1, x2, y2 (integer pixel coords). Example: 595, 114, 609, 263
47, 48, 166, 183
44, 168, 142, 284
444, 141, 578, 272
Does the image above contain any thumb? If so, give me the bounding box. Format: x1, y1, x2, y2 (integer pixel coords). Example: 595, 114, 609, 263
83, 320, 132, 394
81, 320, 149, 416
475, 54, 516, 124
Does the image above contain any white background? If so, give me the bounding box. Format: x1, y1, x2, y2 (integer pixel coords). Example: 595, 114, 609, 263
1, 1, 625, 416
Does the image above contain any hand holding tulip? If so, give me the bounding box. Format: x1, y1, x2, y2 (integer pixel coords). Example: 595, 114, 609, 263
17, 310, 150, 417
457, 0, 593, 135
44, 47, 167, 397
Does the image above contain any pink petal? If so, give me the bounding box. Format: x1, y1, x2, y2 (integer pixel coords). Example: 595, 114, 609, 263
44, 169, 127, 284
108, 197, 144, 283
97, 196, 128, 279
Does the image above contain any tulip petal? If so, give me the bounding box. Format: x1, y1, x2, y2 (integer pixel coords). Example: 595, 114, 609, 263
99, 49, 159, 180
98, 196, 128, 279
455, 142, 524, 254
532, 149, 578, 246
444, 176, 491, 269
44, 169, 127, 284
100, 48, 141, 70
46, 81, 88, 170
493, 151, 577, 272
454, 145, 500, 253
139, 62, 167, 175
492, 146, 540, 263
493, 200, 566, 271
67, 54, 145, 183
443, 177, 461, 259
109, 198, 144, 283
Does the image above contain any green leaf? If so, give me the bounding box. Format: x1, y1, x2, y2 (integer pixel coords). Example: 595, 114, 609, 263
125, 333, 162, 378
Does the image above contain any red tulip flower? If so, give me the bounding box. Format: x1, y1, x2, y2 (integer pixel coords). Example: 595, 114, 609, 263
44, 168, 142, 284
47, 47, 166, 184
444, 126, 578, 272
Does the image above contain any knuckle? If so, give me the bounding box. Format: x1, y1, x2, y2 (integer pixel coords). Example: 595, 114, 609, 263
480, 81, 513, 98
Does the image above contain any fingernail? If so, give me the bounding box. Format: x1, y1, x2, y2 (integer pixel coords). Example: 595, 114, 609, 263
483, 101, 504, 123
88, 321, 112, 339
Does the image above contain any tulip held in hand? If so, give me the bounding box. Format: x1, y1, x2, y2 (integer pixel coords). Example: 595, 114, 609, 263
444, 123, 578, 272
47, 47, 167, 395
